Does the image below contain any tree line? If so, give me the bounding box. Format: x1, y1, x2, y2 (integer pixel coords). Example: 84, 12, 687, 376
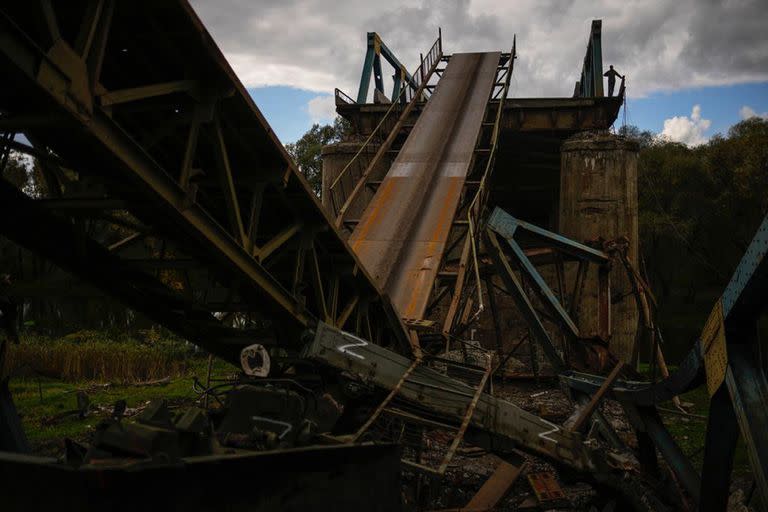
1, 117, 766, 358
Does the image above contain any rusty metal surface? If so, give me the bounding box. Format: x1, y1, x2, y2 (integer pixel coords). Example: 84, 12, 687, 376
527, 472, 566, 503
349, 52, 500, 320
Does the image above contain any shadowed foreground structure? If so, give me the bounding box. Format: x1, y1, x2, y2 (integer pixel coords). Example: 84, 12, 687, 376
0, 4, 765, 511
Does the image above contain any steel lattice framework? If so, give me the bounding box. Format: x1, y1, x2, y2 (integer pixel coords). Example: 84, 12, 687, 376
0, 1, 410, 363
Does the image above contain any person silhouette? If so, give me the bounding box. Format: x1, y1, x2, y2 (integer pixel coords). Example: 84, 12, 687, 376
603, 65, 625, 96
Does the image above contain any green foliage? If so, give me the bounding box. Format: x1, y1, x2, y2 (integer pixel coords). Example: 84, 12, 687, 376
285, 117, 351, 196
625, 118, 768, 359
635, 118, 768, 291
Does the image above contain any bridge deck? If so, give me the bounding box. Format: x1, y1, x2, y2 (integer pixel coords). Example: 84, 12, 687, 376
349, 52, 500, 320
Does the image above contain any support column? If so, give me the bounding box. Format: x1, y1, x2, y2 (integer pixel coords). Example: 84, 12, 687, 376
559, 132, 639, 364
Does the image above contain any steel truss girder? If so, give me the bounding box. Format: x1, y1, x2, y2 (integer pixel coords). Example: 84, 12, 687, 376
485, 207, 613, 371
0, 178, 257, 361
0, 2, 409, 362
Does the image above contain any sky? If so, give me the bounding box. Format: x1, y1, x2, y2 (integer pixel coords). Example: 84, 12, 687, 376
189, 0, 768, 146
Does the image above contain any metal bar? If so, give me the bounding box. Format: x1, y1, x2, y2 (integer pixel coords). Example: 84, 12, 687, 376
179, 117, 201, 189
485, 229, 565, 372
506, 239, 580, 338
86, 0, 113, 90
40, 0, 61, 44
442, 235, 472, 341
308, 242, 329, 322
336, 295, 359, 328
438, 354, 492, 474
98, 80, 199, 106
381, 407, 456, 431
488, 208, 609, 264
246, 185, 264, 253
309, 322, 598, 471
352, 358, 421, 442
255, 223, 301, 261
212, 115, 247, 246
569, 362, 623, 432
725, 344, 768, 502
372, 53, 384, 96
356, 44, 376, 103
485, 275, 504, 356
74, 0, 104, 58
107, 232, 143, 252
377, 37, 419, 92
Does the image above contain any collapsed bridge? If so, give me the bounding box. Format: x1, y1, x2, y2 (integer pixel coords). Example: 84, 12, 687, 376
0, 3, 765, 512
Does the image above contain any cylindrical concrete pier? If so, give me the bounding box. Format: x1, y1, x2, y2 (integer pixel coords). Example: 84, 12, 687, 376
560, 132, 639, 364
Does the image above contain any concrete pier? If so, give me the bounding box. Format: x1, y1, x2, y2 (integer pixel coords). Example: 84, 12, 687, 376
559, 132, 639, 364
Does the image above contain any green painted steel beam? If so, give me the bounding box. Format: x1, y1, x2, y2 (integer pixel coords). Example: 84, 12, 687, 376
356, 32, 419, 104
356, 45, 376, 103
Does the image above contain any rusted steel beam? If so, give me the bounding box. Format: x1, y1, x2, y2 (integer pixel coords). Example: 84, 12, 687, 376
352, 358, 421, 443
98, 80, 200, 106
438, 354, 492, 474
442, 235, 472, 341
569, 362, 623, 432
255, 223, 302, 261
212, 114, 247, 246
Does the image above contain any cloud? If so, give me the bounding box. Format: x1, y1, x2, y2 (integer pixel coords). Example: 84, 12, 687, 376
188, 1, 768, 99
307, 95, 337, 123
740, 105, 768, 120
660, 104, 711, 146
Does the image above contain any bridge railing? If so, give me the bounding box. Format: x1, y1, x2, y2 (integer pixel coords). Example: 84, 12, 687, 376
447, 42, 516, 338
328, 33, 443, 229
334, 88, 357, 106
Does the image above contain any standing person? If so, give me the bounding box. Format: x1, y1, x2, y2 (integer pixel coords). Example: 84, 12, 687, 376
603, 65, 624, 97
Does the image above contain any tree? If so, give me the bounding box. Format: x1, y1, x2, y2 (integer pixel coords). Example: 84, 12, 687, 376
634, 118, 768, 360
617, 124, 655, 149
285, 117, 351, 196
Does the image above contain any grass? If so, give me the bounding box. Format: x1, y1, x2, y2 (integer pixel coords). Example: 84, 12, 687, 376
5, 330, 199, 383
639, 364, 753, 477
6, 338, 238, 452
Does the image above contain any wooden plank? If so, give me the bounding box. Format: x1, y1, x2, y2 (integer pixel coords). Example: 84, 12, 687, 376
466, 458, 527, 510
